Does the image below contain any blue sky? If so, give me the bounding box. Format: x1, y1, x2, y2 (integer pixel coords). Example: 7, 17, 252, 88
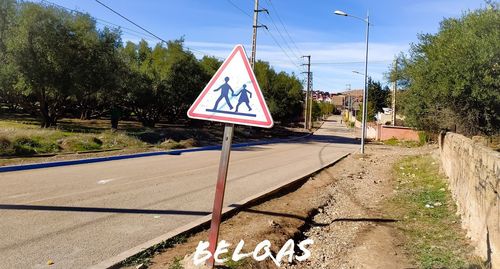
35, 0, 485, 92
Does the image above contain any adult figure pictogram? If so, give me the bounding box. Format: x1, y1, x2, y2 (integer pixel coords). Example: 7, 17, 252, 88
212, 77, 234, 110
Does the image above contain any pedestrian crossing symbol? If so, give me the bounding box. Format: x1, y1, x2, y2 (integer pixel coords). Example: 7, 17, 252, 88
187, 44, 274, 128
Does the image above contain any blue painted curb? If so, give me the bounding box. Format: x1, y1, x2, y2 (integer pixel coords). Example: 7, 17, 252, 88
0, 133, 312, 173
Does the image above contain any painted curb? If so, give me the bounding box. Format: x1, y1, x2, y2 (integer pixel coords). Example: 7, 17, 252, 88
90, 152, 351, 269
0, 133, 312, 173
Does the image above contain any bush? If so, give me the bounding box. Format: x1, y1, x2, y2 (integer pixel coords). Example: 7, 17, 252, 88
396, 6, 500, 135
10, 136, 59, 155
159, 138, 197, 150
383, 137, 421, 148
0, 121, 147, 156
12, 136, 39, 155
0, 136, 13, 155
136, 130, 162, 144
60, 136, 103, 152
99, 131, 145, 149
159, 139, 185, 150
180, 138, 197, 148
418, 131, 429, 146
384, 137, 399, 146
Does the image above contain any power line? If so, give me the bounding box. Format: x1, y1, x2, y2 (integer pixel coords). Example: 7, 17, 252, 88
41, 0, 223, 58
52, 0, 219, 60
87, 0, 222, 59
257, 2, 304, 71
311, 60, 391, 65
226, 0, 252, 19
260, 7, 300, 60
94, 0, 167, 44
40, 1, 153, 41
39, 0, 158, 40
224, 0, 302, 71
265, 0, 303, 57
263, 27, 302, 69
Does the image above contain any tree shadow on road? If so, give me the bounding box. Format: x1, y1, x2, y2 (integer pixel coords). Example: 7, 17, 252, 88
0, 204, 211, 216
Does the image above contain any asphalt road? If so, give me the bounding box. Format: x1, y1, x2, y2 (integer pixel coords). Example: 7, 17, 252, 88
0, 116, 358, 269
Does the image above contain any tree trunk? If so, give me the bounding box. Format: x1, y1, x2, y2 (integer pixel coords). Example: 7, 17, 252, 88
40, 101, 57, 128
141, 119, 156, 128
80, 109, 91, 120
40, 115, 57, 128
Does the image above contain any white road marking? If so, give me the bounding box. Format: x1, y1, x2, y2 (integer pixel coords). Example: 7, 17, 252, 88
97, 178, 116, 185
6, 193, 32, 199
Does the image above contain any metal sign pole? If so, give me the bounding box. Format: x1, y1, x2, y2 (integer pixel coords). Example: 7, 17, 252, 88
207, 123, 234, 267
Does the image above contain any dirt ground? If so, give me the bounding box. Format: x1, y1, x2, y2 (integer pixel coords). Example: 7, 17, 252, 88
123, 143, 437, 269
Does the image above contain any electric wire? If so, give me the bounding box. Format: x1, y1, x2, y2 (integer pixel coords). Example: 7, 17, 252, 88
92, 0, 223, 59
225, 0, 304, 72
265, 0, 304, 58
39, 0, 222, 59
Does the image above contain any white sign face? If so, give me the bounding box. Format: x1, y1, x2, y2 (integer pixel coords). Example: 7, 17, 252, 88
187, 45, 274, 128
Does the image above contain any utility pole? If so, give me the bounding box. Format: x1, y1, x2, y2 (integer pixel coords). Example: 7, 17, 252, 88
301, 55, 311, 129
391, 58, 398, 126
250, 0, 268, 69
345, 84, 351, 121
308, 72, 313, 127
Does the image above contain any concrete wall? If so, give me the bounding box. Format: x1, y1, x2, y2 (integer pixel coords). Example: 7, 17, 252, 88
439, 132, 500, 268
379, 125, 419, 141
366, 125, 377, 140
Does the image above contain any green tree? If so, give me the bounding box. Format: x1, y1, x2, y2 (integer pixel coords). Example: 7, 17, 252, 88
311, 101, 335, 121
69, 15, 122, 120
319, 102, 335, 118
311, 101, 321, 121
0, 0, 20, 112
161, 41, 205, 122
123, 39, 205, 127
396, 5, 500, 135
122, 40, 161, 127
199, 56, 222, 79
254, 60, 304, 124
367, 77, 390, 114
355, 78, 388, 122
356, 101, 376, 122
7, 3, 79, 127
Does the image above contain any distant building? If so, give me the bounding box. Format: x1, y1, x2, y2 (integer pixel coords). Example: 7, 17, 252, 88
309, 88, 363, 113
330, 95, 345, 108
311, 90, 333, 103
326, 89, 364, 111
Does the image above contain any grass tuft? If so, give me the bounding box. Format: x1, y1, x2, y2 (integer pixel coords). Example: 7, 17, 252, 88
385, 155, 483, 268
168, 257, 184, 269
383, 137, 423, 148
0, 121, 147, 156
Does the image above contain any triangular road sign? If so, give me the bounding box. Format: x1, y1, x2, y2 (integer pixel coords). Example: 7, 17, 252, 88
187, 44, 274, 128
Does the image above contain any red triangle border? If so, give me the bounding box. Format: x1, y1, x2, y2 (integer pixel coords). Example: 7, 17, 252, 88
187, 45, 274, 128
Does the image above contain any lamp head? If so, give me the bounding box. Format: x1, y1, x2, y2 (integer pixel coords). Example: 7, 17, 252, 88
334, 10, 348, 16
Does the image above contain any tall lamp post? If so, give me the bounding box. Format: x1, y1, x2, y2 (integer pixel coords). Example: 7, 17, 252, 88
334, 9, 370, 154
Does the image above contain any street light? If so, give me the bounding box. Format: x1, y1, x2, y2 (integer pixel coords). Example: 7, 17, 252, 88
352, 70, 364, 76
333, 10, 347, 16
334, 9, 370, 154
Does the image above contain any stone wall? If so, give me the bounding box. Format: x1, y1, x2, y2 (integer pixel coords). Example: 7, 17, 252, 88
439, 132, 500, 268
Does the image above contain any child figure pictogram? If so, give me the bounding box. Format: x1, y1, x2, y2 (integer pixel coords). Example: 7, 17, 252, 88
233, 84, 252, 113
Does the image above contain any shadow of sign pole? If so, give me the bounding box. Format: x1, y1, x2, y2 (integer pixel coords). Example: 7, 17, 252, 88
207, 123, 234, 267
